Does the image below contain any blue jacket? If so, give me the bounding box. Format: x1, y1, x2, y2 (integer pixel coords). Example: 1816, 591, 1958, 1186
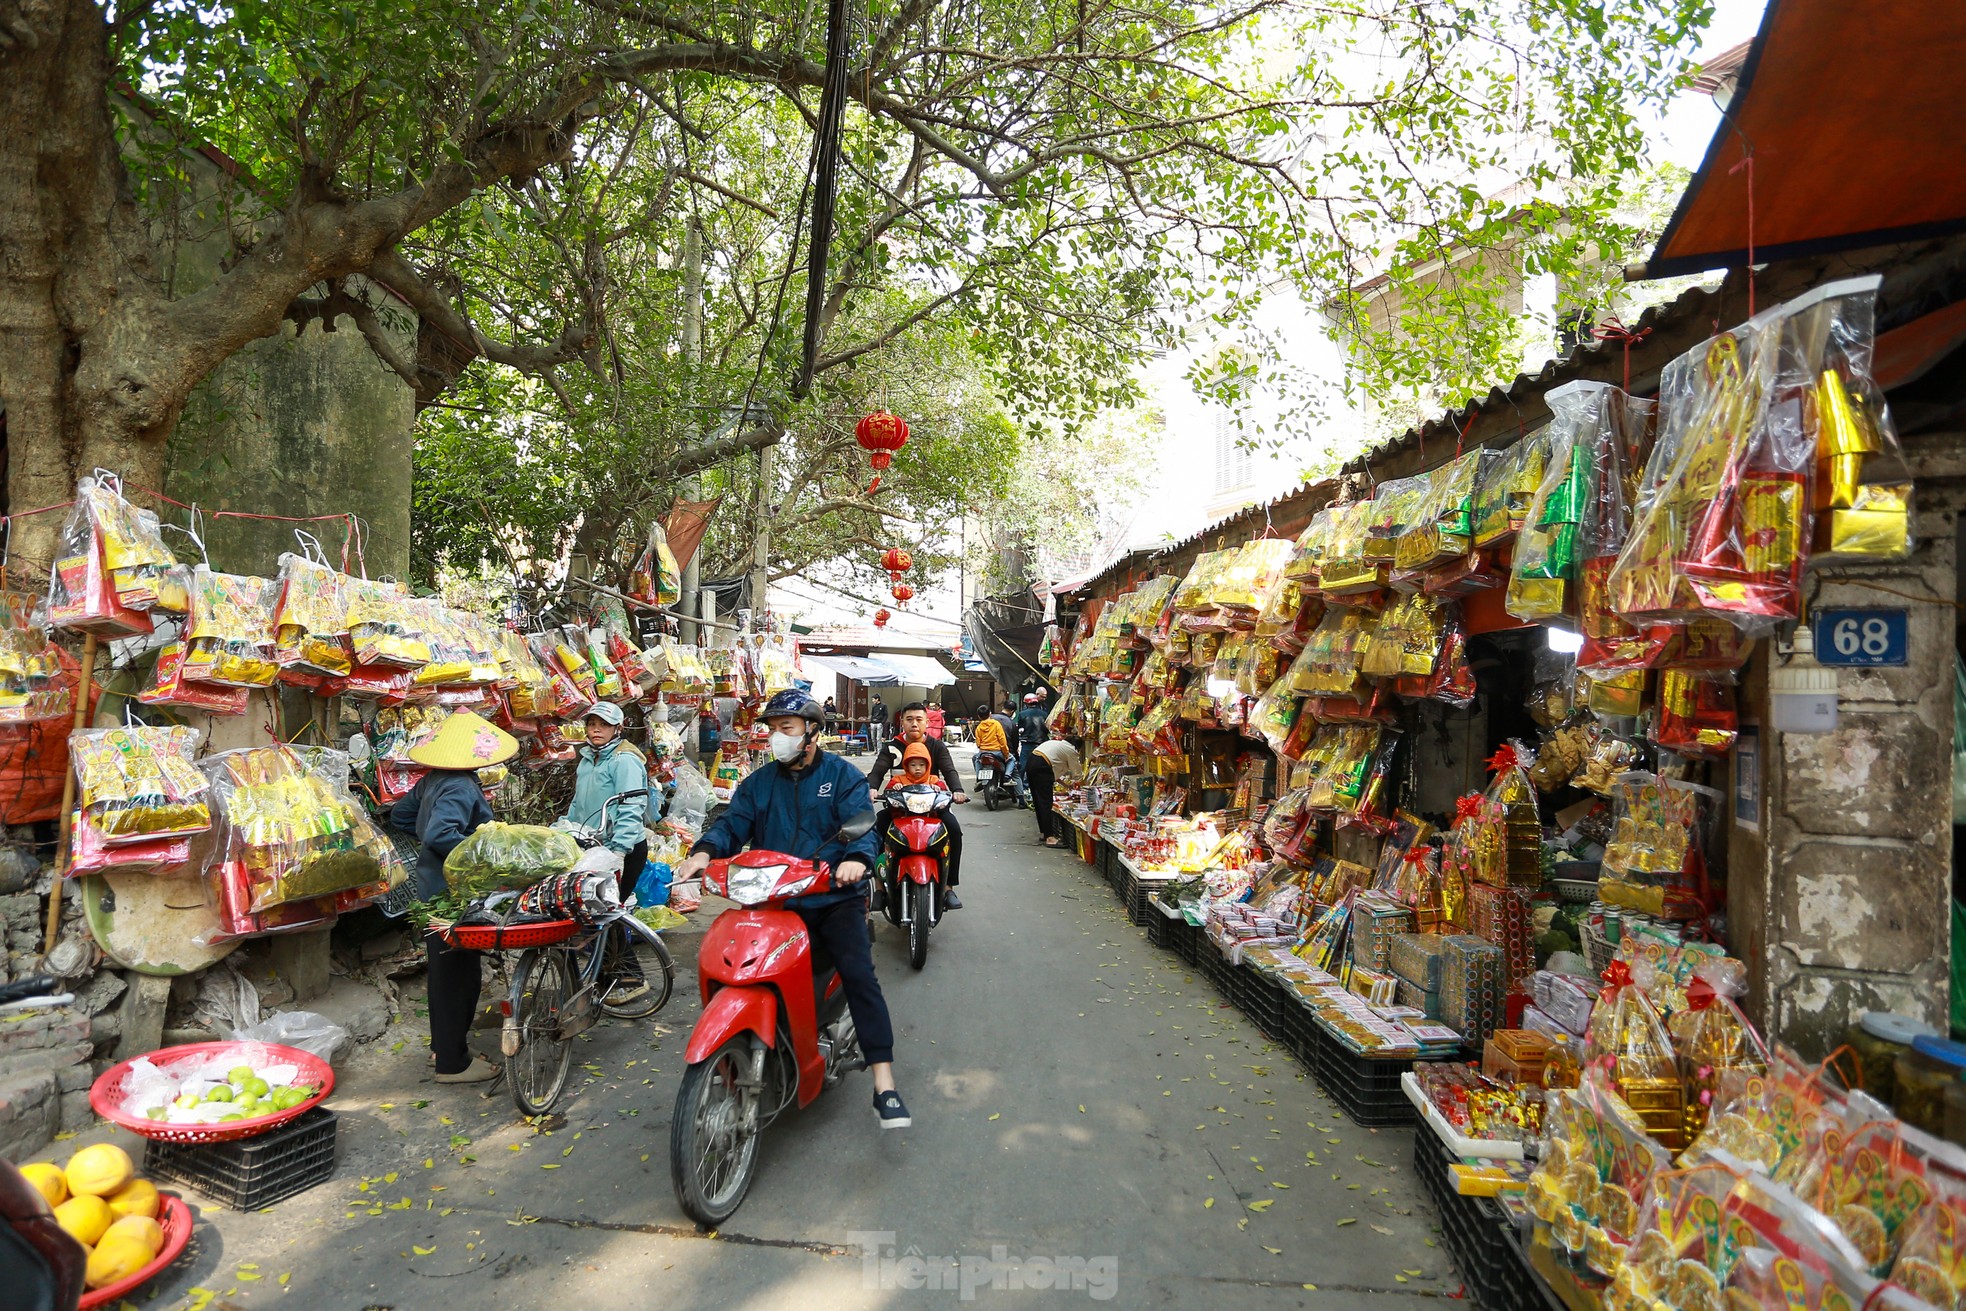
690, 750, 879, 909
564, 739, 650, 853
388, 770, 492, 900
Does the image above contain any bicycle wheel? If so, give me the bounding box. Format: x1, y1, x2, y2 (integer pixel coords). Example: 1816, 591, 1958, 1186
507, 948, 576, 1116
599, 917, 676, 1019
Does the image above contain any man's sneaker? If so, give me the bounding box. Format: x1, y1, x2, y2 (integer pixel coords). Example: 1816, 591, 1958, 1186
874, 1089, 912, 1129
941, 889, 963, 910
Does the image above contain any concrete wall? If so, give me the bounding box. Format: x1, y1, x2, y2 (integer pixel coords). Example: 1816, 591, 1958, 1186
167, 313, 414, 577
140, 111, 415, 577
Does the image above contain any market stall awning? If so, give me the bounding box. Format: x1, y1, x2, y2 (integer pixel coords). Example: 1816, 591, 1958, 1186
866, 653, 957, 688
800, 653, 901, 685
1644, 0, 1966, 278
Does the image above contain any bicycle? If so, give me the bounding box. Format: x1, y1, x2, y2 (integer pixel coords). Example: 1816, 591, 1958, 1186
440, 793, 678, 1116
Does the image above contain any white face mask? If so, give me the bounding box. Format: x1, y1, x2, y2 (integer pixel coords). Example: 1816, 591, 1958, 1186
769, 730, 806, 764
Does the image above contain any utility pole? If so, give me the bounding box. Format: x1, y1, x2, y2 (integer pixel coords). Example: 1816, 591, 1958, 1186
678, 215, 703, 642
747, 438, 776, 629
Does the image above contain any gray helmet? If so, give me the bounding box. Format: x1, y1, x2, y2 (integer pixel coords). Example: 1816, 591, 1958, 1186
762, 689, 825, 726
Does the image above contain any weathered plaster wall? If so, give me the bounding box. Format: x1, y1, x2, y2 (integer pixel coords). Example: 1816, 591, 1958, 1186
1730, 492, 1959, 1056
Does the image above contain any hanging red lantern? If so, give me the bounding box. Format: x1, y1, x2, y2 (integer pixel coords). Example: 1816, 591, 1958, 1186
855, 411, 910, 493
891, 582, 915, 604
873, 608, 892, 628
881, 547, 913, 576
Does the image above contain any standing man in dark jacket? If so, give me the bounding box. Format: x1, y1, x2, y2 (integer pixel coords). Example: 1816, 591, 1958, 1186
389, 711, 517, 1084
673, 690, 910, 1129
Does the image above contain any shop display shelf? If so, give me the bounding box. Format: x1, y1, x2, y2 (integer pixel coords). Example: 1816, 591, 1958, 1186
144, 1107, 339, 1210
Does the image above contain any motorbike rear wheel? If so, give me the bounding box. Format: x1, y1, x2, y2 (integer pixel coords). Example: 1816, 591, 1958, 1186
907, 883, 930, 971
671, 1035, 763, 1226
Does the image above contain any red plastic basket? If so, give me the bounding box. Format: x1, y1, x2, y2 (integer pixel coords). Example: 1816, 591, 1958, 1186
436, 918, 581, 950
78, 1194, 194, 1309
90, 1041, 335, 1145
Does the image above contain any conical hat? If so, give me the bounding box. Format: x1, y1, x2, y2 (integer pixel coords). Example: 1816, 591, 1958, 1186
409, 711, 519, 770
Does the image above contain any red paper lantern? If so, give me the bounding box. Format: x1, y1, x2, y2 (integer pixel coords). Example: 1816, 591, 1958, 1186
890, 582, 915, 603
881, 547, 913, 575
873, 609, 892, 628
855, 411, 910, 493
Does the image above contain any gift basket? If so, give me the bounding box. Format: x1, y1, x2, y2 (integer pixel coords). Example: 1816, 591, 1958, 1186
1599, 771, 1722, 920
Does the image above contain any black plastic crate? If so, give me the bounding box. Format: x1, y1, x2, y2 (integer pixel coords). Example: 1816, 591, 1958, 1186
1241, 972, 1287, 1038
1125, 880, 1151, 927
1316, 1042, 1415, 1127
144, 1107, 339, 1210
1410, 1131, 1556, 1311
1145, 904, 1175, 947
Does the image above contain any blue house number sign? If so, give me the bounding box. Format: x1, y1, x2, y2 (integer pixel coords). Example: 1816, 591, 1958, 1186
1812, 608, 1908, 667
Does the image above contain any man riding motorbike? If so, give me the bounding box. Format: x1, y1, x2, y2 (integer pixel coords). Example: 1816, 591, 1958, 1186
866, 702, 966, 909
672, 690, 910, 1129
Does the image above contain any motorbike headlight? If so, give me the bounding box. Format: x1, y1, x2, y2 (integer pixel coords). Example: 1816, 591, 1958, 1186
905, 792, 935, 814
726, 862, 789, 905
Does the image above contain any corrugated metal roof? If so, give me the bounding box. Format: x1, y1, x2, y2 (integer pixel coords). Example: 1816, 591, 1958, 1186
1075, 281, 1732, 594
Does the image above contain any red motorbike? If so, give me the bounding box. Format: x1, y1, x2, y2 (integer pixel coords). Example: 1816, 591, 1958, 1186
876, 782, 961, 971
670, 813, 875, 1226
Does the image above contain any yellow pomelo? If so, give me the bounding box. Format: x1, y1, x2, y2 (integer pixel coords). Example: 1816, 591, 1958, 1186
64, 1143, 134, 1197
85, 1234, 155, 1289
19, 1161, 66, 1207
105, 1177, 159, 1220
54, 1194, 114, 1246
102, 1213, 164, 1255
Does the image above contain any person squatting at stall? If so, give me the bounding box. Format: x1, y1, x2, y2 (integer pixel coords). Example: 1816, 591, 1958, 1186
1027, 730, 1083, 850
389, 711, 517, 1084
867, 703, 966, 909
674, 690, 912, 1129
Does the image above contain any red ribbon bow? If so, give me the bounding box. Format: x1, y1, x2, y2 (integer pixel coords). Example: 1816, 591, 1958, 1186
1684, 976, 1717, 1011
1598, 958, 1633, 1001
1483, 745, 1518, 775
1453, 794, 1484, 823
1403, 845, 1432, 867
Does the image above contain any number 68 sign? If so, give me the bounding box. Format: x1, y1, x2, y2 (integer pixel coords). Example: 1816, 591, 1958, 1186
1811, 607, 1908, 667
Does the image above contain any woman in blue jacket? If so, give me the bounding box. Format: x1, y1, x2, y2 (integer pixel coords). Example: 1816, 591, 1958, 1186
389, 711, 517, 1085
674, 690, 909, 1129
564, 701, 650, 890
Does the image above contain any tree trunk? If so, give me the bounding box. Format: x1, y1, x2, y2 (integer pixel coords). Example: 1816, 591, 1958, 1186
0, 0, 175, 570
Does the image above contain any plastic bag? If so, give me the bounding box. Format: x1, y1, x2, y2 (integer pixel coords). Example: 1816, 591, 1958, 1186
1653, 669, 1739, 759
46, 475, 160, 636
271, 553, 354, 675
1314, 499, 1383, 596
71, 724, 212, 843
634, 861, 674, 908
1599, 770, 1721, 919
205, 745, 404, 912
628, 520, 682, 608
231, 1010, 353, 1065
1473, 430, 1552, 548
1505, 382, 1633, 621
1668, 958, 1768, 1142
570, 845, 625, 877
515, 870, 621, 925
182, 567, 280, 687
0, 591, 73, 723
138, 641, 251, 714
443, 821, 580, 896
346, 577, 429, 669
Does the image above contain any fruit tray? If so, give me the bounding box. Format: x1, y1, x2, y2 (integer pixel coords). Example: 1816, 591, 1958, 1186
78, 1193, 194, 1309
91, 1041, 334, 1145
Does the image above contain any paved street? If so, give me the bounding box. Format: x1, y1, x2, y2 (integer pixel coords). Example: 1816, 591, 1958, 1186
64, 754, 1448, 1310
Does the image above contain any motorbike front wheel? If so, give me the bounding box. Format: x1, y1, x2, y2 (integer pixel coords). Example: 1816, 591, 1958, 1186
907, 883, 930, 971
671, 1036, 763, 1227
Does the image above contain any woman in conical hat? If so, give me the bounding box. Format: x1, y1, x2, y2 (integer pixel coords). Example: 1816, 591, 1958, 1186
388, 711, 518, 1084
